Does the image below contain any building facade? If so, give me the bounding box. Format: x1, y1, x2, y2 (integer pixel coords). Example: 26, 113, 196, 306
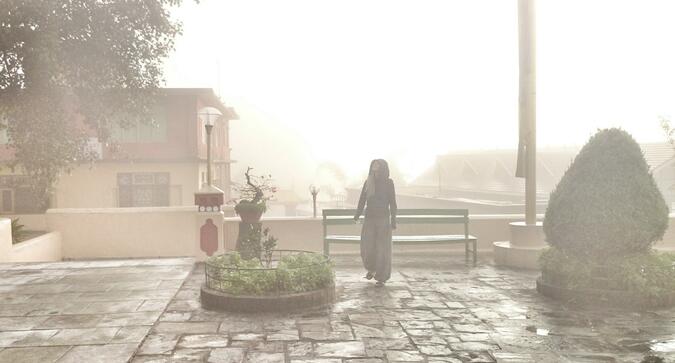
0, 88, 237, 212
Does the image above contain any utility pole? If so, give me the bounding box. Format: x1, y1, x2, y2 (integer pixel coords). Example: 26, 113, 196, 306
494, 0, 545, 269
437, 156, 442, 195
518, 0, 537, 225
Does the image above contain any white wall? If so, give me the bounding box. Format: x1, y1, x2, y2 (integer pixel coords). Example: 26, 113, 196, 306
224, 214, 522, 255
3, 210, 672, 262
0, 218, 11, 262
0, 218, 61, 263
6, 214, 48, 231
47, 206, 198, 259
225, 214, 675, 255
10, 232, 62, 262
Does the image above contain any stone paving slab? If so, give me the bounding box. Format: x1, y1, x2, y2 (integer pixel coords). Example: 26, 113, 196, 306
131, 255, 675, 363
2, 255, 675, 362
0, 258, 193, 363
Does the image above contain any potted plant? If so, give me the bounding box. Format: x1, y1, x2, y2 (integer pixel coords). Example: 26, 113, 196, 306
201, 220, 336, 312
232, 167, 276, 223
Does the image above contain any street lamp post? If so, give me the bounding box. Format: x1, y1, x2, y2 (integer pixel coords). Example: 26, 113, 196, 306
194, 106, 225, 213
194, 106, 226, 258
198, 107, 222, 187
309, 185, 320, 218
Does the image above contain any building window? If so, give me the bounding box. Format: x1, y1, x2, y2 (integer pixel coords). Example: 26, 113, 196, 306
0, 176, 42, 213
111, 107, 168, 143
118, 172, 170, 207
0, 189, 13, 213
0, 129, 8, 145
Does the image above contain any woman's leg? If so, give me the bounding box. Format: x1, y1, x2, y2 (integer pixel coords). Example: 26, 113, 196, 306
360, 217, 377, 273
374, 217, 392, 282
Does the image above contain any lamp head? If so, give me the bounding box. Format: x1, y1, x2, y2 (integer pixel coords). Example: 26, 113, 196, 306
198, 107, 222, 127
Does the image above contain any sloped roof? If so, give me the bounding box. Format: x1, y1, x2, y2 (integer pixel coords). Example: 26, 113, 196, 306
164, 88, 238, 120
412, 143, 675, 195
641, 143, 675, 172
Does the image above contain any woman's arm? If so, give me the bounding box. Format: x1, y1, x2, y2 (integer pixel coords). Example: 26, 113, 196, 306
389, 179, 397, 229
354, 182, 367, 220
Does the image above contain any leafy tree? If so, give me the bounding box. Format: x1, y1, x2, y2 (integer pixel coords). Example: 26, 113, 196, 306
0, 0, 188, 210
660, 115, 675, 148
544, 128, 669, 259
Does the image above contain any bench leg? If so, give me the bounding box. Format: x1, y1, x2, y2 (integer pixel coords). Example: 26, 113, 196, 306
465, 241, 469, 263
323, 240, 329, 257
473, 240, 477, 266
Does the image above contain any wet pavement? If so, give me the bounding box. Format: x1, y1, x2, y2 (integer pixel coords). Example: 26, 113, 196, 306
1, 255, 675, 362
0, 258, 193, 362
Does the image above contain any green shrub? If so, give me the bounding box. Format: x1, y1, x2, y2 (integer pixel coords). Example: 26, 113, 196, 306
238, 225, 278, 263
641, 355, 665, 363
540, 247, 675, 305
11, 218, 24, 244
206, 251, 334, 296
276, 253, 335, 293
544, 128, 669, 258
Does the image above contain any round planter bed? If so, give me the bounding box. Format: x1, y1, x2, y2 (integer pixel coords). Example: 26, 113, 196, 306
201, 284, 336, 312
201, 250, 336, 313
536, 277, 675, 309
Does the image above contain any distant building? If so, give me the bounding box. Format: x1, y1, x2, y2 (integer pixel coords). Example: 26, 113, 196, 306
271, 189, 304, 216
0, 88, 237, 213
406, 143, 675, 213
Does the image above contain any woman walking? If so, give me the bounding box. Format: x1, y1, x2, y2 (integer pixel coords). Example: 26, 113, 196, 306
353, 159, 397, 287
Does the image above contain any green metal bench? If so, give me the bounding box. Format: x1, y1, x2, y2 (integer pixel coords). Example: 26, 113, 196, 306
322, 208, 478, 265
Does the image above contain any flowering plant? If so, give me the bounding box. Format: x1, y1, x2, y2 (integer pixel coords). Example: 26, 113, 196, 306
232, 167, 277, 215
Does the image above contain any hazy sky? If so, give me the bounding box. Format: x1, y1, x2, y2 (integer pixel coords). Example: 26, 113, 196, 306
165, 0, 675, 185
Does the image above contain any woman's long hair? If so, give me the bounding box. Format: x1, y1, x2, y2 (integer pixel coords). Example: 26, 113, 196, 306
365, 159, 390, 198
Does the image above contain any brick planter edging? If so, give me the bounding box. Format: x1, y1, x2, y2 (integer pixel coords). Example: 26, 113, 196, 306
200, 284, 336, 312
536, 277, 675, 309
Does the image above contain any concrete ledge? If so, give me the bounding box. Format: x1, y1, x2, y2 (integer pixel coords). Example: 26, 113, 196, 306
493, 241, 545, 270
509, 221, 545, 247
11, 231, 62, 263
200, 284, 336, 313
47, 206, 199, 214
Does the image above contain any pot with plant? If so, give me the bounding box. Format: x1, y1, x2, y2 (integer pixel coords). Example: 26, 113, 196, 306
232, 167, 276, 223
201, 203, 336, 312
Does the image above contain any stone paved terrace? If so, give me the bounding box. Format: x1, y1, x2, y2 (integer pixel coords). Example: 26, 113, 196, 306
1, 256, 675, 363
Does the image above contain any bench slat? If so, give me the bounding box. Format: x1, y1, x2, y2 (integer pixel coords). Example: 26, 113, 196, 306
323, 208, 468, 217
396, 209, 468, 216
323, 216, 467, 225
323, 208, 477, 266
326, 234, 477, 243
322, 209, 358, 216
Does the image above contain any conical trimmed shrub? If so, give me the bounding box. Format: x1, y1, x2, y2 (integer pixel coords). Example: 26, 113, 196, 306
544, 128, 669, 259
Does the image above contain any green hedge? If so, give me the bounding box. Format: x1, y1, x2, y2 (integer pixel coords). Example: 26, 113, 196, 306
206, 252, 334, 296
544, 128, 669, 258
540, 247, 675, 306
